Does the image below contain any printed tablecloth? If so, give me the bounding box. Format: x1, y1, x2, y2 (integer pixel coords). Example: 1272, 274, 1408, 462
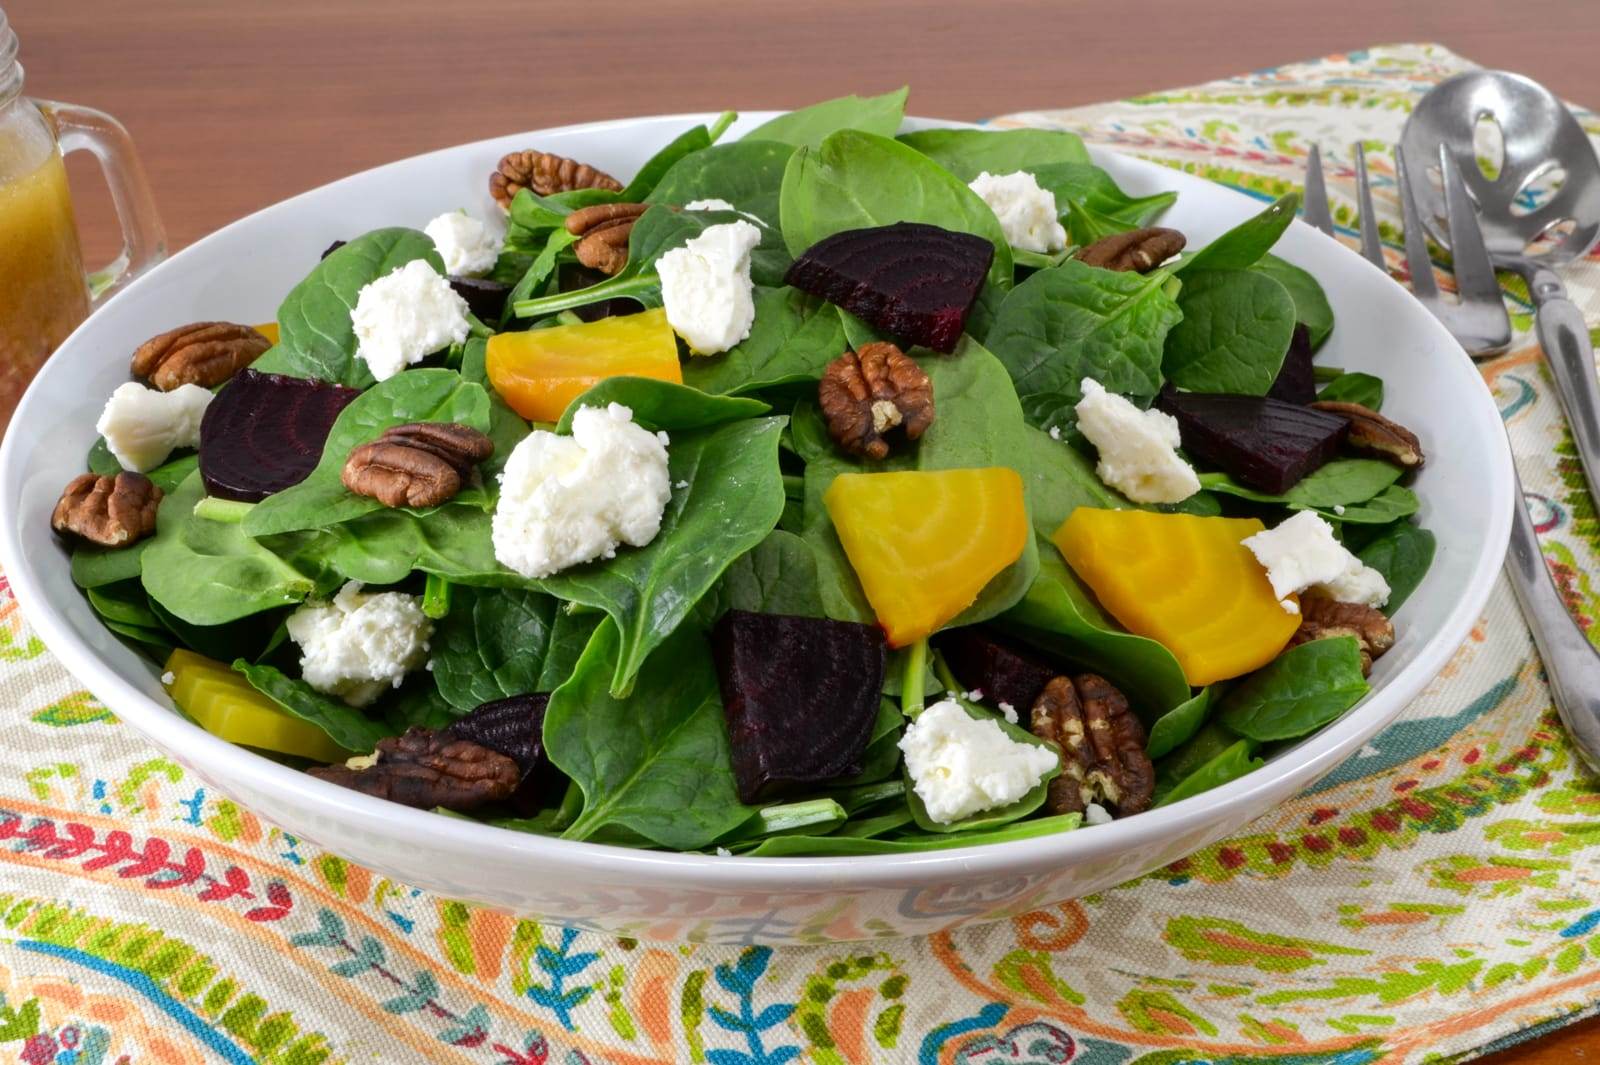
2, 42, 1599, 1065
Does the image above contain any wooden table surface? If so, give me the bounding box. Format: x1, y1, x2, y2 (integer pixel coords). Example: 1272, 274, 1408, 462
10, 1, 1600, 1059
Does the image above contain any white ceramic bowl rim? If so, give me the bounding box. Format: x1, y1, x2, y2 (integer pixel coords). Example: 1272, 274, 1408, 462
0, 111, 1514, 893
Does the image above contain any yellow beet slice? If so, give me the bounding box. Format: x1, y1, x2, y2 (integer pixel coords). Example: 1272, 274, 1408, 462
824, 468, 1027, 647
163, 649, 351, 762
253, 322, 280, 345
1052, 509, 1299, 687
486, 306, 682, 422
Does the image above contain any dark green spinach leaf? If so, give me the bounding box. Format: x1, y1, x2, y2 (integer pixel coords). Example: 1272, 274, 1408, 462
744, 88, 908, 149
1216, 636, 1369, 741
646, 139, 796, 225
1357, 522, 1435, 614
1176, 193, 1300, 275
554, 376, 770, 434
1317, 371, 1384, 409
896, 127, 1090, 180
1199, 459, 1402, 508
232, 660, 396, 754
1163, 268, 1298, 395
1154, 738, 1262, 808
428, 586, 562, 711
1252, 254, 1334, 349
681, 286, 848, 396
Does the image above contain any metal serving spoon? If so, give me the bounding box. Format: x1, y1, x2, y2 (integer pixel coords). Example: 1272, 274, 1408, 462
1400, 70, 1600, 506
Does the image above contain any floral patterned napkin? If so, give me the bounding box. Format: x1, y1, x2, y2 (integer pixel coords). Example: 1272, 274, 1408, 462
1, 42, 1597, 1065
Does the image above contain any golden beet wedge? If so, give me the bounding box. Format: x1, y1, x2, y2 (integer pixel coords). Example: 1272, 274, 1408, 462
824, 467, 1027, 647
1052, 508, 1299, 687
485, 306, 681, 423
163, 649, 352, 762
253, 322, 280, 345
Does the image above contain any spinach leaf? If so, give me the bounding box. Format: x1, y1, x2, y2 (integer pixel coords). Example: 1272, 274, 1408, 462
1029, 162, 1179, 238
741, 813, 1082, 856
1176, 193, 1300, 275
1199, 459, 1402, 508
384, 678, 459, 733
778, 129, 1013, 327
1252, 254, 1334, 349
1357, 522, 1435, 614
428, 586, 561, 711
1157, 720, 1250, 788
1146, 684, 1216, 759
795, 339, 1039, 628
986, 258, 1181, 417
243, 369, 492, 538
545, 618, 752, 848
1312, 484, 1419, 525
1216, 636, 1369, 741
1013, 422, 1123, 531
1002, 553, 1193, 719
87, 437, 120, 476
681, 287, 848, 395
86, 442, 198, 491
1163, 268, 1298, 395
86, 579, 165, 631
142, 472, 315, 626
619, 113, 734, 202
540, 609, 603, 692
896, 127, 1089, 180
270, 504, 508, 590
1317, 371, 1384, 409
703, 529, 826, 620
646, 139, 796, 226
904, 697, 1059, 834
554, 376, 770, 434
744, 88, 908, 148
535, 416, 787, 696
1154, 738, 1262, 808
72, 542, 147, 588
232, 659, 396, 754
501, 229, 577, 326
251, 228, 443, 388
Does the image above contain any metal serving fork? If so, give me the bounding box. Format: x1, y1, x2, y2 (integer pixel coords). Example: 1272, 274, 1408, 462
1305, 142, 1600, 770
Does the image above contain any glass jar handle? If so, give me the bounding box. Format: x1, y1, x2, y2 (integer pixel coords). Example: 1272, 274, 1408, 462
36, 99, 166, 306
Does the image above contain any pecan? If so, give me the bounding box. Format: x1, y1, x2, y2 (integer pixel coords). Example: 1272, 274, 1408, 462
1288, 596, 1396, 676
490, 149, 623, 208
342, 422, 494, 508
1309, 401, 1424, 469
818, 342, 935, 460
131, 321, 271, 391
1075, 227, 1187, 273
308, 728, 521, 812
50, 472, 162, 547
565, 202, 650, 276
1030, 673, 1154, 817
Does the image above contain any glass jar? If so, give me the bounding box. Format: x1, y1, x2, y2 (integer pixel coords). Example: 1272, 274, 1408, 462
0, 6, 164, 435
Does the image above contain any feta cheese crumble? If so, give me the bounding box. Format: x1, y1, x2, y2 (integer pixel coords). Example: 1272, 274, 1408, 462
95, 382, 212, 472
1074, 377, 1200, 504
1084, 802, 1113, 826
657, 220, 761, 355
351, 259, 471, 381
160, 671, 176, 687
684, 198, 737, 212
997, 701, 1019, 725
898, 699, 1058, 824
1242, 510, 1391, 612
492, 402, 671, 579
968, 170, 1067, 254
286, 582, 434, 707
424, 210, 504, 277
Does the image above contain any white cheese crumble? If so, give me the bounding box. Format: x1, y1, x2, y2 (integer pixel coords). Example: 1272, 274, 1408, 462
351, 259, 471, 381
285, 582, 434, 707
491, 402, 671, 579
1084, 802, 1114, 826
657, 220, 761, 355
968, 170, 1067, 254
684, 198, 737, 212
715, 846, 732, 857
1242, 510, 1391, 612
95, 382, 212, 472
1074, 377, 1200, 504
998, 701, 1019, 725
160, 671, 176, 687
423, 210, 504, 277
963, 688, 985, 702
898, 699, 1058, 824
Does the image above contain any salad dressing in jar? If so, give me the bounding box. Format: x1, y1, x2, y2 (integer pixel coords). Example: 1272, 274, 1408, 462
0, 6, 164, 435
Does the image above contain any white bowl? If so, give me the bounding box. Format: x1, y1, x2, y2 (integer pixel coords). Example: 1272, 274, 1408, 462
0, 112, 1512, 944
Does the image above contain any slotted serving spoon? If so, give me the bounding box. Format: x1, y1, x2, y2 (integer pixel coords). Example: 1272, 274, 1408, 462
1400, 70, 1600, 505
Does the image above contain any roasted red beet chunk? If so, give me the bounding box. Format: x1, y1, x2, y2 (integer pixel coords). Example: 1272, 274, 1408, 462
1266, 324, 1317, 406
933, 628, 1057, 713
785, 222, 994, 353
1155, 386, 1348, 495
445, 693, 554, 814
199, 369, 361, 502
712, 609, 887, 804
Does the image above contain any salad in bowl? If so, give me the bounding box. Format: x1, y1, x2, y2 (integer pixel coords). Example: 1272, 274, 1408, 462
48, 88, 1435, 861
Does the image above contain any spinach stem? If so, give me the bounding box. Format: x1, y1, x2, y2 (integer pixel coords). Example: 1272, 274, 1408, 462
550, 779, 585, 833
930, 650, 962, 696
707, 109, 737, 143
422, 574, 452, 619
901, 638, 928, 718
781, 473, 805, 498
512, 274, 657, 319
192, 497, 255, 524
734, 798, 845, 839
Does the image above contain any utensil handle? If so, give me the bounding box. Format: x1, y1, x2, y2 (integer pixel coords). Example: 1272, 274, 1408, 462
1528, 268, 1600, 506
1505, 468, 1600, 771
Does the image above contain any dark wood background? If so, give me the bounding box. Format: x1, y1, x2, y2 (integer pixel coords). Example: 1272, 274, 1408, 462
10, 1, 1600, 1059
